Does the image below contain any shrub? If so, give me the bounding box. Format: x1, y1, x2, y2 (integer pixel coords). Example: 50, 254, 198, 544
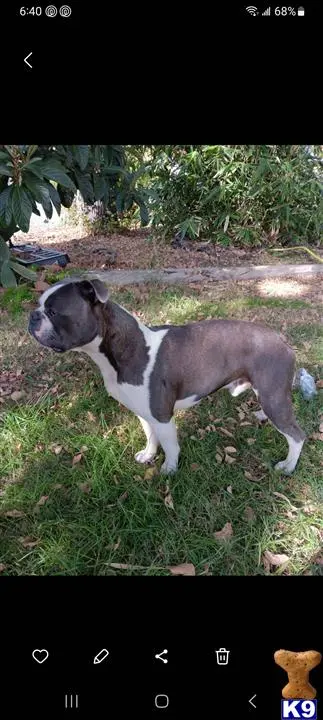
147, 145, 323, 246
0, 145, 149, 286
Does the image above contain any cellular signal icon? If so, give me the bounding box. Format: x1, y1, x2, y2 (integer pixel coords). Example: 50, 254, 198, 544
246, 6, 258, 15
262, 6, 271, 14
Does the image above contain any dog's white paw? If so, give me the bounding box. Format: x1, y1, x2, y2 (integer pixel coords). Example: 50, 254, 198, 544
253, 409, 268, 422
274, 460, 295, 475
135, 449, 156, 464
160, 461, 178, 475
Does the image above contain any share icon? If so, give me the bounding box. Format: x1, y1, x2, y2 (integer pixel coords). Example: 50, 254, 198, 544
155, 649, 168, 664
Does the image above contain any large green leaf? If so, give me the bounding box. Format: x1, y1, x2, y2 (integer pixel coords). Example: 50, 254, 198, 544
9, 260, 37, 280
104, 165, 127, 177
0, 186, 11, 217
0, 185, 13, 225
0, 151, 11, 162
22, 172, 49, 201
48, 183, 61, 216
57, 185, 74, 208
0, 237, 10, 262
27, 159, 76, 191
0, 163, 14, 177
42, 166, 76, 191
22, 174, 56, 219
1, 261, 17, 287
93, 173, 106, 201
74, 171, 94, 204
73, 145, 89, 171
11, 186, 33, 232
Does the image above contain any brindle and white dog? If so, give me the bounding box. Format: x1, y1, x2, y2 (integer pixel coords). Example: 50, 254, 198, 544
28, 277, 306, 475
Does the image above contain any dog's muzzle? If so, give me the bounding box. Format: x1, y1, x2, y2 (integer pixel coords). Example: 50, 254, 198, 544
28, 310, 64, 352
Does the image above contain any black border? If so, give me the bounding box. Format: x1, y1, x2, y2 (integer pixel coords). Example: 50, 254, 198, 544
2, 0, 322, 138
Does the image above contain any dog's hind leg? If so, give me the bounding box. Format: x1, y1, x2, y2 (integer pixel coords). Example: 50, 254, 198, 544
135, 416, 159, 464
257, 390, 306, 474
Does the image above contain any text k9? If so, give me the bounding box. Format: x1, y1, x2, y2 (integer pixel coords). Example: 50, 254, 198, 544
282, 700, 317, 719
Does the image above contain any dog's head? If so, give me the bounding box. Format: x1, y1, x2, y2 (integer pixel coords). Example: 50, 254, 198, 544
28, 277, 109, 353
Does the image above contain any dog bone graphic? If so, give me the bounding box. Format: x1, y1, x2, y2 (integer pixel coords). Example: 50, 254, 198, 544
274, 649, 322, 699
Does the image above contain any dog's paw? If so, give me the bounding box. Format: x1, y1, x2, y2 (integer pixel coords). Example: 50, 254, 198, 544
274, 460, 294, 475
160, 461, 178, 475
135, 449, 156, 464
253, 409, 268, 423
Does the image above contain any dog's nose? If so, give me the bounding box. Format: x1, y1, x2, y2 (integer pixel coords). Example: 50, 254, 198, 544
29, 310, 41, 329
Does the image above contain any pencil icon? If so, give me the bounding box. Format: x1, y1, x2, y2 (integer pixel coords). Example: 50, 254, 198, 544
93, 649, 109, 665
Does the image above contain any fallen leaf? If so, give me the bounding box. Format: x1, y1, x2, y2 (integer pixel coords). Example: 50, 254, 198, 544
118, 491, 128, 502
144, 466, 158, 480
4, 509, 25, 518
169, 563, 196, 576
224, 446, 237, 454
10, 390, 25, 401
244, 506, 255, 522
19, 536, 41, 548
53, 483, 63, 490
214, 522, 233, 540
227, 485, 233, 494
262, 550, 290, 573
190, 463, 200, 471
79, 482, 92, 494
50, 384, 59, 394
218, 427, 235, 438
0, 563, 6, 572
80, 445, 88, 453
109, 563, 137, 570
311, 433, 323, 441
215, 453, 223, 464
87, 411, 97, 422
35, 280, 50, 292
240, 421, 253, 426
302, 502, 318, 515
225, 454, 236, 464
238, 410, 245, 421
72, 453, 83, 465
247, 438, 256, 445
36, 495, 49, 507
53, 444, 63, 455
164, 489, 174, 510
108, 538, 121, 550
244, 471, 253, 480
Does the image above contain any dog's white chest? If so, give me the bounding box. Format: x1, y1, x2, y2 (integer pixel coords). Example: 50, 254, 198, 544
79, 328, 169, 420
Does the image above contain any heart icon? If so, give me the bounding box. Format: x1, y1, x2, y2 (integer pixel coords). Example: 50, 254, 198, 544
32, 649, 49, 664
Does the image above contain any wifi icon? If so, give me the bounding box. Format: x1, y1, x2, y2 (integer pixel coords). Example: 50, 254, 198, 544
246, 5, 258, 14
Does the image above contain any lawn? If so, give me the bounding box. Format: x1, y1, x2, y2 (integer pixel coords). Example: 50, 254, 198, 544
0, 277, 322, 576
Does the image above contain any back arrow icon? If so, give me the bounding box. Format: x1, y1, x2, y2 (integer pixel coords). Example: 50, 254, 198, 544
249, 694, 257, 709
24, 52, 33, 69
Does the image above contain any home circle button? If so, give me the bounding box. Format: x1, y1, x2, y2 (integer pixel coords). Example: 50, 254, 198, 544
155, 694, 169, 709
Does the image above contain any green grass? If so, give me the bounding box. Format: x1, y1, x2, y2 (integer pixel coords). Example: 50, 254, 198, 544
0, 284, 35, 316
0, 282, 322, 576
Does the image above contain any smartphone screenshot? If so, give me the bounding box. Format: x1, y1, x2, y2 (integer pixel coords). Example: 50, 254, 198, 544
1, 2, 322, 717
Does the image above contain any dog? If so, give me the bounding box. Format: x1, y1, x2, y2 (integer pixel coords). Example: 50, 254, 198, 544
28, 277, 306, 475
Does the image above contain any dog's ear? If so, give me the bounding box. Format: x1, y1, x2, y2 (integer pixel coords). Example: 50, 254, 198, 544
78, 279, 109, 305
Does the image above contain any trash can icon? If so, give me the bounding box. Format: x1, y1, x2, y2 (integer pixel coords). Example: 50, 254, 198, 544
215, 648, 230, 665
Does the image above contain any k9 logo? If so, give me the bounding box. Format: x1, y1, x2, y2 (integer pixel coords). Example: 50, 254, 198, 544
281, 700, 317, 719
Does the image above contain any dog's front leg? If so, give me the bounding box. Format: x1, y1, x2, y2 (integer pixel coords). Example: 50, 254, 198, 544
135, 416, 159, 464
153, 419, 180, 475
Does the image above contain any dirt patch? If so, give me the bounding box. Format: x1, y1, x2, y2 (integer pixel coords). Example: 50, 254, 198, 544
13, 224, 323, 273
